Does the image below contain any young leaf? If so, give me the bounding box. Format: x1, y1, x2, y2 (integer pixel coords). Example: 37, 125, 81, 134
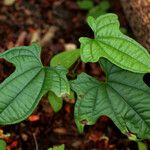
79, 13, 150, 73
0, 43, 70, 125
71, 58, 150, 139
48, 144, 65, 150
50, 49, 80, 69
48, 91, 63, 112
49, 49, 80, 112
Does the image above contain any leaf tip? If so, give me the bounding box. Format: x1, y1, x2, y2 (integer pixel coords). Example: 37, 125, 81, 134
75, 119, 84, 133
79, 37, 90, 44
87, 15, 95, 23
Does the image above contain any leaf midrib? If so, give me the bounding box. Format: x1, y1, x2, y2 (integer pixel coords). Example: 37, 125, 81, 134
107, 83, 150, 130
0, 48, 41, 65
99, 39, 148, 66
96, 39, 149, 72
104, 85, 127, 131
0, 66, 41, 90
0, 68, 43, 115
96, 22, 119, 35
109, 80, 150, 94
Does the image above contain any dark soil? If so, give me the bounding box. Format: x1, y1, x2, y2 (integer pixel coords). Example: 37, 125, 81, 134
0, 0, 150, 150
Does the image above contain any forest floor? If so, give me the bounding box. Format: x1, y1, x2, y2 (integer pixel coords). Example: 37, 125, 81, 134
0, 0, 150, 150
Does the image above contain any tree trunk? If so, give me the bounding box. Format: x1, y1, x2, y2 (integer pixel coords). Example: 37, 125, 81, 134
120, 0, 150, 51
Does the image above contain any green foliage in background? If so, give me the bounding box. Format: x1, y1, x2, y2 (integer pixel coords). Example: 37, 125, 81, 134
77, 0, 110, 18
77, 0, 94, 10
48, 144, 65, 150
88, 0, 110, 18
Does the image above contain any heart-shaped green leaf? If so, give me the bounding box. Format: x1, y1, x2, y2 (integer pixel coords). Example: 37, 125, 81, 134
79, 13, 150, 73
0, 43, 70, 125
71, 58, 150, 139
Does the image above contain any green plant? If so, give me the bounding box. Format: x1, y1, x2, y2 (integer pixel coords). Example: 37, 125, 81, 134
0, 13, 150, 149
77, 0, 94, 10
80, 14, 150, 73
0, 43, 70, 124
77, 0, 110, 18
78, 0, 128, 35
87, 0, 110, 18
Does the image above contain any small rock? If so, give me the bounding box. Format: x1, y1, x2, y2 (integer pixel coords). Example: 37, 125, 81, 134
21, 133, 28, 141
64, 43, 77, 51
4, 0, 16, 6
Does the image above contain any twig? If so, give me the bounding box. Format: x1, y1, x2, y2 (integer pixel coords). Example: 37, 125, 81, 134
33, 133, 38, 150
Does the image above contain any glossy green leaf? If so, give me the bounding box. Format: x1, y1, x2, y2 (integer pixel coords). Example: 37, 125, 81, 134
71, 58, 150, 139
48, 91, 63, 112
50, 49, 80, 69
0, 43, 70, 125
48, 144, 65, 150
0, 140, 6, 150
79, 13, 150, 73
